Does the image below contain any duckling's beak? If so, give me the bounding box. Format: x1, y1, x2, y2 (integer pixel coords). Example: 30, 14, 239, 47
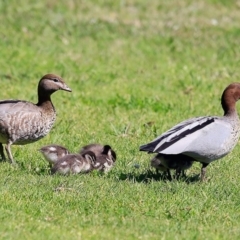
61, 84, 72, 92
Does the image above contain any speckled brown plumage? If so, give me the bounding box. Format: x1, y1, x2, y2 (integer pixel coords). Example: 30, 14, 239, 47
0, 74, 71, 163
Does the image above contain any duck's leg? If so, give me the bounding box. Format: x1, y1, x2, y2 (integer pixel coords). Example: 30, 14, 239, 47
201, 163, 209, 181
176, 168, 182, 179
166, 169, 172, 180
5, 141, 15, 164
181, 170, 187, 177
0, 143, 6, 160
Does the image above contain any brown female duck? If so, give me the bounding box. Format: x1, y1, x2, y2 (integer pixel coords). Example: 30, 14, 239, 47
0, 74, 71, 163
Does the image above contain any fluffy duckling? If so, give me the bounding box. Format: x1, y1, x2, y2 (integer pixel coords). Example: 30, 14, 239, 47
150, 156, 170, 177
51, 151, 96, 175
80, 144, 117, 159
92, 145, 116, 173
39, 144, 70, 166
79, 144, 116, 173
0, 74, 71, 164
150, 154, 193, 179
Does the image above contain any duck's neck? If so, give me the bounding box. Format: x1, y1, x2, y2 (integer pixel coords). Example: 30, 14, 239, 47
222, 104, 237, 117
224, 109, 238, 118
37, 93, 55, 112
221, 91, 238, 117
37, 90, 50, 103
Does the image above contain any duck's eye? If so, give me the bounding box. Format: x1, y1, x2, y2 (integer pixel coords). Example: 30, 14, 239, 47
53, 78, 59, 82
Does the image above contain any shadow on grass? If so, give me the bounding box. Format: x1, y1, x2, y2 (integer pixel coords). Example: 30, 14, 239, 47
118, 169, 200, 184
1, 160, 200, 183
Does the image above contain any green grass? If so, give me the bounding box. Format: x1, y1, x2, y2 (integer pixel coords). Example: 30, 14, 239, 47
1, 0, 240, 239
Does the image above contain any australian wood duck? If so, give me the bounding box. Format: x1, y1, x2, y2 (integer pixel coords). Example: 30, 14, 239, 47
140, 83, 240, 181
0, 74, 71, 164
39, 144, 70, 166
79, 144, 117, 172
51, 151, 96, 175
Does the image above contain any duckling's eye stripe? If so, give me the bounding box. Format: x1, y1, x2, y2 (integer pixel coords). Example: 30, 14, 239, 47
154, 118, 215, 152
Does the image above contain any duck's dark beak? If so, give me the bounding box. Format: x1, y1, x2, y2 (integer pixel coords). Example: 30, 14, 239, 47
61, 84, 72, 92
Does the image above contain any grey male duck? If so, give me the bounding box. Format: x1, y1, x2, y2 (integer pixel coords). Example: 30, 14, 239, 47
140, 83, 240, 181
0, 74, 71, 163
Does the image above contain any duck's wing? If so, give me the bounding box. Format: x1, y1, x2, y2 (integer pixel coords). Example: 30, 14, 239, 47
139, 116, 230, 154
0, 100, 38, 113
0, 100, 42, 127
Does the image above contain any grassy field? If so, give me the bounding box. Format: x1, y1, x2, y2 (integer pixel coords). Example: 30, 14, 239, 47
1, 0, 240, 239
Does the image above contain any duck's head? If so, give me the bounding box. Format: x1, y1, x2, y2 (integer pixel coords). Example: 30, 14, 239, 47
102, 145, 117, 162
39, 144, 70, 163
38, 74, 72, 95
221, 82, 240, 115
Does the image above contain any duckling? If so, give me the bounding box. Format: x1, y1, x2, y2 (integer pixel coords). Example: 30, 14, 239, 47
80, 144, 116, 158
51, 151, 96, 175
79, 144, 116, 172
39, 144, 70, 166
0, 74, 71, 164
150, 154, 193, 179
92, 145, 116, 173
150, 156, 171, 178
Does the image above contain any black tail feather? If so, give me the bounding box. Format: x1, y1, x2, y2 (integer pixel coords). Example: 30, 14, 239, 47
139, 143, 155, 153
